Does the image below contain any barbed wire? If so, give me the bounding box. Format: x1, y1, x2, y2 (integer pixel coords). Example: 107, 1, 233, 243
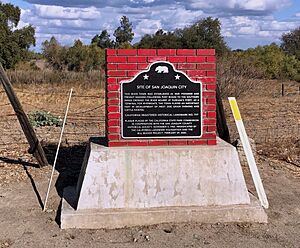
0, 86, 299, 151
13, 89, 103, 98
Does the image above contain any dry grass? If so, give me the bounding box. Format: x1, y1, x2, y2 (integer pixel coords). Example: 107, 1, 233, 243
6, 69, 106, 89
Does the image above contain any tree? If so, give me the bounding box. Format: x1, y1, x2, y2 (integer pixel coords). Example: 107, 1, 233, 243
42, 36, 67, 70
281, 27, 300, 60
138, 29, 181, 49
91, 30, 114, 48
0, 2, 35, 68
180, 17, 228, 55
136, 17, 228, 55
114, 16, 134, 47
67, 40, 105, 72
231, 43, 300, 80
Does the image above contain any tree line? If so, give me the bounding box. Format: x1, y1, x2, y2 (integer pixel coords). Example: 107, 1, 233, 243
1, 2, 300, 81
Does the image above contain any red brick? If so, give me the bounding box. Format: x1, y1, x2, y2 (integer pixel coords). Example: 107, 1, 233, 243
107, 64, 117, 70
206, 84, 216, 90
108, 134, 120, 140
107, 84, 119, 91
201, 78, 216, 83
128, 56, 147, 63
108, 141, 128, 147
168, 56, 186, 63
127, 141, 149, 146
207, 112, 217, 118
117, 77, 131, 83
138, 64, 149, 69
108, 126, 120, 133
107, 56, 127, 63
117, 49, 137, 55
206, 56, 216, 63
107, 78, 117, 84
197, 63, 216, 69
106, 49, 116, 56
191, 77, 202, 82
107, 70, 126, 77
157, 49, 176, 56
169, 140, 187, 146
177, 49, 196, 55
127, 70, 140, 77
177, 64, 196, 70
107, 92, 119, 98
197, 49, 215, 55
203, 119, 217, 125
108, 113, 121, 119
207, 126, 216, 132
187, 70, 206, 77
207, 70, 216, 77
203, 91, 215, 97
138, 49, 157, 56
187, 56, 205, 63
108, 99, 119, 105
202, 133, 216, 139
107, 105, 119, 113
148, 56, 167, 63
207, 98, 216, 104
207, 140, 217, 145
148, 140, 169, 146
188, 140, 207, 145
118, 64, 137, 70
203, 104, 216, 111
108, 119, 120, 126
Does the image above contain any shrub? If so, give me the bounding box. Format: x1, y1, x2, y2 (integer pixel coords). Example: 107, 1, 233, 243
217, 54, 265, 98
28, 111, 62, 127
293, 74, 300, 82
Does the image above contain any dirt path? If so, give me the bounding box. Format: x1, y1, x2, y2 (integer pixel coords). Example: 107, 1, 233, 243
0, 156, 299, 248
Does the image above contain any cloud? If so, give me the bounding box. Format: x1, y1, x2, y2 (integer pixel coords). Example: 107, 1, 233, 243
34, 5, 100, 20
17, 0, 300, 50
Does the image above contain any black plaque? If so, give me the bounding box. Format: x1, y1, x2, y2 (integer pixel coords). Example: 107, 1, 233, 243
121, 61, 202, 138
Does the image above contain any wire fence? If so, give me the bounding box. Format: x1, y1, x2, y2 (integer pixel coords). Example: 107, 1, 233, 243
0, 85, 299, 149
0, 89, 106, 147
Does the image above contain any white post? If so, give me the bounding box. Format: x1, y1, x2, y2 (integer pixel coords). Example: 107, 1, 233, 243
43, 88, 73, 211
228, 97, 269, 209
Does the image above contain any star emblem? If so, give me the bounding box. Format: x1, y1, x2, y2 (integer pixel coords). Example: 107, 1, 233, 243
175, 74, 181, 80
143, 74, 149, 80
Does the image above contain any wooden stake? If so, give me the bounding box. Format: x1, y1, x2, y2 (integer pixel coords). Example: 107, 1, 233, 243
281, 83, 284, 97
0, 64, 48, 167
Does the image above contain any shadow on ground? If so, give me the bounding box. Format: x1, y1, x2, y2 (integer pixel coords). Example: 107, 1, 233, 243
43, 136, 107, 198
43, 142, 87, 198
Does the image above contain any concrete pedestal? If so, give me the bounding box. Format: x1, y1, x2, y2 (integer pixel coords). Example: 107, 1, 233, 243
61, 138, 267, 229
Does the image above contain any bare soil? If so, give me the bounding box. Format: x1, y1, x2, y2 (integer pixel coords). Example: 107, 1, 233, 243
0, 81, 299, 248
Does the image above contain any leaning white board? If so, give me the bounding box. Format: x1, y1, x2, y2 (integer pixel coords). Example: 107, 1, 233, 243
228, 97, 269, 209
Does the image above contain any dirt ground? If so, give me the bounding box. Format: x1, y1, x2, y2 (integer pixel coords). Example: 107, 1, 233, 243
0, 80, 299, 248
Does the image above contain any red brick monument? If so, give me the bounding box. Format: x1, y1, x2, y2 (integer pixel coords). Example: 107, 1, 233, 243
106, 49, 217, 146
61, 49, 267, 229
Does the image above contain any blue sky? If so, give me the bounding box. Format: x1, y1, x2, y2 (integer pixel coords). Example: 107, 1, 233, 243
4, 0, 300, 51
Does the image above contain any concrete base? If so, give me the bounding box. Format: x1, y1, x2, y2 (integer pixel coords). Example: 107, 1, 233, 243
60, 138, 267, 229
61, 187, 267, 229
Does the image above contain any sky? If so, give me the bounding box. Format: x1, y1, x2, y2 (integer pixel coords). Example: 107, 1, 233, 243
3, 0, 300, 51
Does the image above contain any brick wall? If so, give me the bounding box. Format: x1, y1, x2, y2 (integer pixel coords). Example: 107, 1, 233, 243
106, 49, 217, 147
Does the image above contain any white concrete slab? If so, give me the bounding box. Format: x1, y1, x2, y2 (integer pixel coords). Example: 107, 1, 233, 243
75, 138, 250, 210
61, 187, 267, 229
61, 138, 267, 229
